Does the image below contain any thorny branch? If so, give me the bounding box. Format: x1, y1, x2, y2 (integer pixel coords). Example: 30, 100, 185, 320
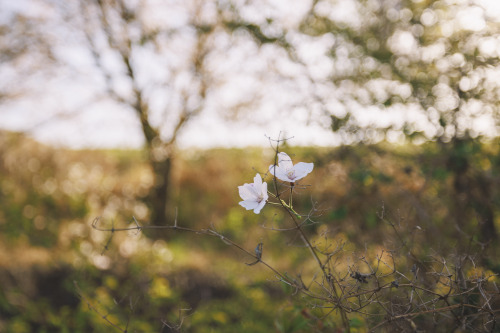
88, 137, 500, 332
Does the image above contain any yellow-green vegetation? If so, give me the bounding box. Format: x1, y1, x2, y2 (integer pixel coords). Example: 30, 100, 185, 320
0, 131, 499, 332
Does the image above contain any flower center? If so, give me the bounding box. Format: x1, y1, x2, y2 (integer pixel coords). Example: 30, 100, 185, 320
252, 184, 264, 202
287, 170, 296, 180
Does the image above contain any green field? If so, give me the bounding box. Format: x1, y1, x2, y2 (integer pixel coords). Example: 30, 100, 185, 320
1, 131, 499, 332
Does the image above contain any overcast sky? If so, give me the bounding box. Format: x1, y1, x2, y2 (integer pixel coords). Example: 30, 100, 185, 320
0, 0, 342, 149
1, 0, 499, 149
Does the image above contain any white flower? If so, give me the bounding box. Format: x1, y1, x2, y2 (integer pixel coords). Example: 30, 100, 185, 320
238, 173, 268, 214
269, 152, 314, 183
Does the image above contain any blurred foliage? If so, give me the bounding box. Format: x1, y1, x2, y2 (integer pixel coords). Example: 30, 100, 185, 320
300, 0, 500, 143
2, 0, 499, 329
0, 130, 499, 332
298, 0, 500, 243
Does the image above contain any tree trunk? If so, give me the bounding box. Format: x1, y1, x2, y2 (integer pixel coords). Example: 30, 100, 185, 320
133, 92, 175, 226
148, 154, 172, 226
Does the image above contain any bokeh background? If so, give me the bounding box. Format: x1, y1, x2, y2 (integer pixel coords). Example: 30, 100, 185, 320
1, 0, 500, 331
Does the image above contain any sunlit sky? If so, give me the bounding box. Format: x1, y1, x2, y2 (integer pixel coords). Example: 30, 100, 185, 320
1, 0, 499, 149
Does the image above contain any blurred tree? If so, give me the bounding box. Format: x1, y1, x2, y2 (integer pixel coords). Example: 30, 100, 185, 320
297, 0, 500, 242
75, 0, 216, 225
65, 0, 301, 226
0, 6, 56, 103
1, 0, 315, 227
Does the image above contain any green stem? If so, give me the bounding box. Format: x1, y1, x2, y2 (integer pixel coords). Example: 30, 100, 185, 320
279, 199, 302, 219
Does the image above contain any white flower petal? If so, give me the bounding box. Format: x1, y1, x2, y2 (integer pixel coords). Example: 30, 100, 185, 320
276, 170, 293, 182
238, 173, 268, 214
238, 185, 255, 201
241, 182, 261, 199
253, 173, 263, 186
239, 200, 259, 210
253, 200, 266, 214
269, 164, 293, 182
260, 182, 268, 200
248, 184, 261, 197
277, 152, 294, 171
292, 162, 314, 181
269, 152, 315, 182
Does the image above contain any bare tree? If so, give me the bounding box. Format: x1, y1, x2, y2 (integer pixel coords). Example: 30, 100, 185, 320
72, 0, 320, 225
1, 0, 322, 226
70, 0, 220, 225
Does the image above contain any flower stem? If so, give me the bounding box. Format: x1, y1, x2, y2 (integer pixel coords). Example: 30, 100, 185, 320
279, 199, 301, 219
